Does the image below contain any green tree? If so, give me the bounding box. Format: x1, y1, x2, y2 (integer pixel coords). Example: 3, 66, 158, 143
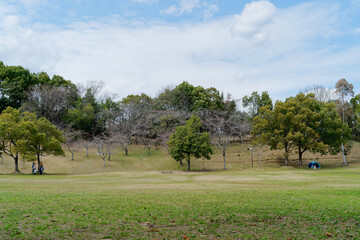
252, 93, 349, 166
155, 82, 228, 112
242, 91, 272, 119
65, 103, 96, 133
0, 62, 39, 111
168, 115, 213, 171
65, 88, 105, 136
0, 107, 35, 172
351, 94, 360, 141
16, 117, 65, 171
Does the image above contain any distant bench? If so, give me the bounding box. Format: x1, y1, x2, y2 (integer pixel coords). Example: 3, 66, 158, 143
162, 171, 173, 174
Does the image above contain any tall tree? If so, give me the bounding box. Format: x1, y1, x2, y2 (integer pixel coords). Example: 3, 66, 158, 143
202, 110, 247, 170
242, 91, 272, 119
0, 107, 35, 172
17, 117, 65, 171
335, 78, 354, 165
302, 85, 334, 102
168, 115, 213, 171
0, 62, 39, 111
112, 94, 152, 155
156, 82, 227, 112
350, 94, 360, 141
252, 93, 349, 166
22, 83, 78, 127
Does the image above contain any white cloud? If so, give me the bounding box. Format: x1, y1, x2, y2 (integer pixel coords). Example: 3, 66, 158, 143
162, 0, 219, 21
232, 0, 276, 37
162, 0, 201, 15
203, 3, 219, 20
0, 1, 359, 101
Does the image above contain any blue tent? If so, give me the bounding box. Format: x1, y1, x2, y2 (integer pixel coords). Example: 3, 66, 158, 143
308, 161, 321, 169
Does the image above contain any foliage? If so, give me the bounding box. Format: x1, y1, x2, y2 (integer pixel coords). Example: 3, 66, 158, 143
0, 107, 34, 172
252, 93, 350, 165
242, 91, 272, 119
351, 94, 360, 141
65, 103, 96, 133
16, 116, 65, 166
168, 115, 213, 170
154, 82, 232, 112
22, 84, 78, 126
0, 62, 39, 111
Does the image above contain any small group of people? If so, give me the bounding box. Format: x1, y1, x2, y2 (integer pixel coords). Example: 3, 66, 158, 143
31, 162, 44, 175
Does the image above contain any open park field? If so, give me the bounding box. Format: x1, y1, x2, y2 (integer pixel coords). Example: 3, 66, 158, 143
0, 143, 359, 239
0, 167, 359, 239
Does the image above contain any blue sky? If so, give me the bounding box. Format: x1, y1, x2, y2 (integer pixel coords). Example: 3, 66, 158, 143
1, 0, 360, 101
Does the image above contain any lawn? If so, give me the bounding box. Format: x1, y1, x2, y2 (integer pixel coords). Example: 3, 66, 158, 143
0, 168, 359, 239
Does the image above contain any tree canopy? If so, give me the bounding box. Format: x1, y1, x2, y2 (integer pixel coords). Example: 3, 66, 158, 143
242, 91, 272, 119
168, 115, 213, 171
0, 107, 64, 172
252, 93, 350, 166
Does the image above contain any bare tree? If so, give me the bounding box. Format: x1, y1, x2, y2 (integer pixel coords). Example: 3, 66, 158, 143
201, 110, 249, 170
79, 139, 93, 158
94, 136, 109, 167
77, 80, 104, 99
302, 85, 335, 102
22, 84, 76, 127
134, 114, 154, 156
63, 129, 81, 161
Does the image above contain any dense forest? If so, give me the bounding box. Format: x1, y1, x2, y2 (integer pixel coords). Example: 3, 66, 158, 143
0, 61, 359, 171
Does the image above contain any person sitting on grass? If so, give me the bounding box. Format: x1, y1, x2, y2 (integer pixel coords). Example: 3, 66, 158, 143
39, 162, 44, 175
32, 162, 37, 175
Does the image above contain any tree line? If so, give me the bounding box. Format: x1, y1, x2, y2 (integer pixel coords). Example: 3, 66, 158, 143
0, 61, 359, 171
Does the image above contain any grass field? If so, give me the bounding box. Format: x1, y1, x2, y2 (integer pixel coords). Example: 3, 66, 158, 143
0, 168, 359, 239
0, 143, 359, 239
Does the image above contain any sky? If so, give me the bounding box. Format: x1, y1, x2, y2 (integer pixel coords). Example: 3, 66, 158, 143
0, 0, 360, 102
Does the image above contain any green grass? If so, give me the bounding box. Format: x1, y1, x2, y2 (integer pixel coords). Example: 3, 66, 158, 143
0, 168, 359, 239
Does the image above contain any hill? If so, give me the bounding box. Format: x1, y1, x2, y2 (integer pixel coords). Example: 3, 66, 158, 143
0, 142, 359, 175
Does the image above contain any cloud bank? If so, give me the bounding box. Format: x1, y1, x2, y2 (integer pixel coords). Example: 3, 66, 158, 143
0, 0, 359, 101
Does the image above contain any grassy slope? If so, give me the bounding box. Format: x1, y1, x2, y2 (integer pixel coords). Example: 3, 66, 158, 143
0, 169, 359, 239
0, 142, 360, 174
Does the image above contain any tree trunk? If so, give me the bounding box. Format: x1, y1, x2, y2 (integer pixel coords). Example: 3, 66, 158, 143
147, 146, 151, 156
37, 153, 41, 171
187, 155, 191, 171
251, 148, 253, 168
125, 148, 128, 156
14, 153, 20, 173
298, 143, 302, 166
103, 158, 106, 167
71, 151, 74, 161
108, 153, 111, 161
341, 143, 347, 165
86, 147, 89, 158
179, 159, 183, 166
284, 142, 289, 166
223, 152, 226, 170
